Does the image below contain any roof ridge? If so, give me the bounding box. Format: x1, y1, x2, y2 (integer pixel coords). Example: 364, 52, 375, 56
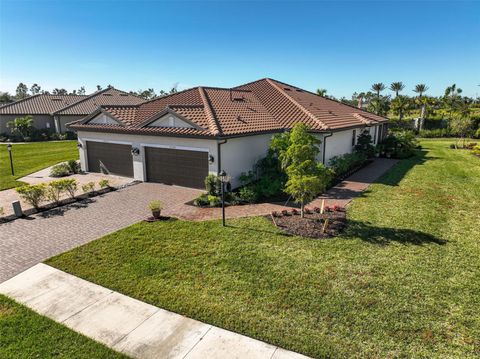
268, 78, 388, 120
101, 104, 141, 109
51, 87, 113, 115
265, 78, 329, 130
0, 94, 42, 110
139, 86, 200, 106
198, 87, 222, 136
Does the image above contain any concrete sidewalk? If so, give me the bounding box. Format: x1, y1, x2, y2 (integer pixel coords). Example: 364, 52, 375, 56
0, 263, 309, 359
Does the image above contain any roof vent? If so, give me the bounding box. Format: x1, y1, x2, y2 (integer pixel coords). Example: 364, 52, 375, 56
52, 98, 62, 101
102, 93, 113, 96
119, 93, 128, 96
284, 88, 291, 91
295, 89, 303, 92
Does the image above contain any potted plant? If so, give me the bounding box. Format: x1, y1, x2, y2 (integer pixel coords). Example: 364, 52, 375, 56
148, 200, 163, 219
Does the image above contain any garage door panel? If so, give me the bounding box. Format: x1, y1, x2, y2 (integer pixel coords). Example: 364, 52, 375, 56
145, 147, 208, 189
86, 141, 133, 177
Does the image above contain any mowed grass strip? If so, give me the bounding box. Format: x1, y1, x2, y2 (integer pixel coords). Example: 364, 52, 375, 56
0, 141, 78, 190
0, 295, 126, 358
47, 140, 480, 358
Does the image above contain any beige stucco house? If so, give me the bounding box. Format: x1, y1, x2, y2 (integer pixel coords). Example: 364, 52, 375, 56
69, 78, 388, 189
0, 87, 144, 134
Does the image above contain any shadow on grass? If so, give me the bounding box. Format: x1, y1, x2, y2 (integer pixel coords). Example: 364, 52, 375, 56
232, 217, 446, 245
344, 220, 447, 245
376, 150, 435, 186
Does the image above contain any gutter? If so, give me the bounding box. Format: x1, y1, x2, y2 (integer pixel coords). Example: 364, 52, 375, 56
322, 132, 333, 165
217, 138, 228, 173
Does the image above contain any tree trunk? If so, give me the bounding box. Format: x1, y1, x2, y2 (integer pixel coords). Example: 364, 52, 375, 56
301, 202, 305, 218
420, 105, 426, 119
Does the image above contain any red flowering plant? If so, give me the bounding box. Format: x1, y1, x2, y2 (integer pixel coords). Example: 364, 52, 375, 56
314, 207, 321, 213
291, 208, 299, 215
281, 209, 289, 216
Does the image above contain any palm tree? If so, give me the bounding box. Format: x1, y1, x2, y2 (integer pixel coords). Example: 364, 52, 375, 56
390, 95, 411, 120
356, 92, 366, 108
371, 83, 386, 97
316, 88, 327, 97
414, 84, 429, 119
389, 82, 405, 97
414, 84, 429, 97
370, 83, 386, 115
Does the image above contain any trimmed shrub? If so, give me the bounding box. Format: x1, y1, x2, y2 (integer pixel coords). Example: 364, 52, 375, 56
208, 195, 222, 207
238, 186, 258, 204
50, 163, 71, 177
328, 152, 368, 178
46, 181, 65, 205
378, 132, 418, 159
99, 179, 110, 189
58, 178, 78, 198
67, 160, 80, 174
16, 184, 46, 209
193, 193, 209, 207
205, 174, 221, 196
82, 182, 96, 194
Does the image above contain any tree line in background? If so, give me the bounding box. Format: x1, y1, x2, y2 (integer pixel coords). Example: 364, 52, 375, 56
0, 82, 180, 105
318, 82, 480, 139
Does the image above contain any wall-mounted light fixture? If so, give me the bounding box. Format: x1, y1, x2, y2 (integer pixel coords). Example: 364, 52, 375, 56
77, 142, 83, 148
208, 154, 214, 164
131, 147, 140, 156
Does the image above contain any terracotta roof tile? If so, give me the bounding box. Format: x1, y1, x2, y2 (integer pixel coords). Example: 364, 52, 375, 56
0, 94, 88, 115
69, 78, 388, 137
54, 88, 144, 115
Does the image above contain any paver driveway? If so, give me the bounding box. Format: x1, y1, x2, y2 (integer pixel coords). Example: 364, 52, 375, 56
0, 183, 201, 283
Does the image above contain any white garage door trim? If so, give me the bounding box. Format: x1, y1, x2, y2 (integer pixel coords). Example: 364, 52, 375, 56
140, 143, 210, 153
81, 138, 133, 146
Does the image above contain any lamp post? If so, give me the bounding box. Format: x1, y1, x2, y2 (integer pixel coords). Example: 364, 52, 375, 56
7, 143, 14, 176
218, 170, 227, 226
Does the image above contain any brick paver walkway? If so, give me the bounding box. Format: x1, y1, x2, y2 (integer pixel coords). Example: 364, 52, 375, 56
0, 183, 201, 283
0, 158, 398, 283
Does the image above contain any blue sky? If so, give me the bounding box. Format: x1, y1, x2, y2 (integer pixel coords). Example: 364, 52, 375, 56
0, 0, 479, 98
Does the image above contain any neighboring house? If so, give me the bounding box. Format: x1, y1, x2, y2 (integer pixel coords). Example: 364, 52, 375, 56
0, 87, 144, 134
69, 78, 389, 189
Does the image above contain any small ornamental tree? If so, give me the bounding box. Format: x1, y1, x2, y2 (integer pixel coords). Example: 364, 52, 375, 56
279, 123, 331, 217
450, 112, 473, 149
354, 130, 375, 158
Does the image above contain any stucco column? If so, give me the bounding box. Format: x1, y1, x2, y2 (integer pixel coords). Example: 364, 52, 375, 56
132, 143, 145, 181
78, 138, 87, 172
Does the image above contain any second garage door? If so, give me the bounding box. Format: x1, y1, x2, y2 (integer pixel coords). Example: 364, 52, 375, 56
86, 141, 133, 177
145, 147, 208, 189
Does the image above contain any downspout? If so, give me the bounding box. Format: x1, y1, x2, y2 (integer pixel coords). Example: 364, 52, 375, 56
322, 132, 333, 165
217, 138, 227, 174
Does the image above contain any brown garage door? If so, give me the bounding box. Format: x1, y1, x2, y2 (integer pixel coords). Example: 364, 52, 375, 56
145, 147, 208, 189
86, 141, 133, 177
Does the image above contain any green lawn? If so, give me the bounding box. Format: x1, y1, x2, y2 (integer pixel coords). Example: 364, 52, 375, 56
0, 141, 78, 190
47, 139, 480, 358
0, 295, 125, 358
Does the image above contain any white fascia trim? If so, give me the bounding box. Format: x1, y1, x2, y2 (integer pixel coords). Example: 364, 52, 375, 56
81, 138, 132, 146
140, 143, 209, 152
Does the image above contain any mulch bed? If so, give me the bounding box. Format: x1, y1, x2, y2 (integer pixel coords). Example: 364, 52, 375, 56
271, 209, 347, 239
